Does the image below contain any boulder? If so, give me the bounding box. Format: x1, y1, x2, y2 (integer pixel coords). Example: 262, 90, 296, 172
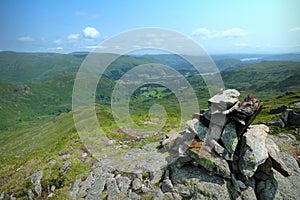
239, 125, 269, 177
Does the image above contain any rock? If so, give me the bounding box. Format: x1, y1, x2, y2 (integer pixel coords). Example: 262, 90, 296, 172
60, 153, 71, 159
29, 170, 43, 197
161, 178, 174, 193
174, 184, 192, 198
254, 157, 273, 181
152, 188, 165, 200
239, 125, 269, 177
0, 191, 6, 200
27, 189, 33, 200
162, 130, 195, 155
185, 178, 231, 200
186, 145, 231, 178
85, 167, 108, 199
48, 159, 56, 165
77, 172, 96, 198
211, 139, 232, 160
255, 177, 277, 200
61, 160, 71, 173
278, 133, 296, 141
271, 169, 300, 199
163, 192, 182, 200
106, 177, 120, 199
231, 174, 247, 192
69, 179, 80, 199
265, 137, 291, 177
206, 124, 223, 141
9, 194, 16, 200
107, 142, 169, 186
185, 118, 207, 141
132, 178, 142, 190
221, 121, 238, 154
127, 190, 141, 200
116, 175, 131, 192
288, 111, 300, 126
208, 89, 240, 110
266, 118, 285, 128
269, 105, 287, 114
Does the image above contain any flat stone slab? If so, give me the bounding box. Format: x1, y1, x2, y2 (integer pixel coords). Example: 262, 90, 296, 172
186, 143, 231, 178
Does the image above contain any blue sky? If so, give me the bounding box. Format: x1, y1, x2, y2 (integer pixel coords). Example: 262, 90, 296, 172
0, 0, 299, 54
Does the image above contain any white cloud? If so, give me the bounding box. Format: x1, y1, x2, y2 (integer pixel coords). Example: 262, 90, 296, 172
192, 28, 248, 39
18, 36, 34, 42
288, 27, 300, 32
68, 33, 80, 40
83, 27, 100, 39
235, 43, 250, 47
53, 39, 63, 44
191, 28, 218, 39
221, 28, 248, 38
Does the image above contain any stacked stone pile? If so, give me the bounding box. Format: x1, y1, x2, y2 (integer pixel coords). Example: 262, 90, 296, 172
162, 89, 292, 192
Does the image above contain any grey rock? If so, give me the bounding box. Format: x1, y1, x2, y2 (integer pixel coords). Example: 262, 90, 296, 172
61, 160, 71, 173
174, 184, 192, 198
279, 152, 300, 174
127, 190, 141, 200
85, 167, 108, 199
132, 178, 142, 190
152, 188, 165, 200
116, 175, 131, 192
69, 179, 80, 199
163, 192, 182, 200
77, 173, 93, 198
161, 179, 174, 193
185, 118, 207, 141
186, 178, 231, 200
278, 133, 296, 141
239, 125, 269, 177
269, 105, 287, 114
0, 191, 6, 200
186, 144, 231, 178
27, 189, 33, 200
29, 170, 43, 197
272, 170, 300, 199
265, 137, 291, 177
48, 159, 56, 165
208, 89, 240, 110
60, 153, 71, 159
206, 124, 223, 141
267, 118, 285, 128
116, 143, 169, 180
9, 194, 16, 200
221, 121, 238, 154
106, 177, 120, 199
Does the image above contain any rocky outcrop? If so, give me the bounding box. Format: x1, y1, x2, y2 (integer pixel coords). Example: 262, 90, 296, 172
28, 171, 43, 197
267, 106, 300, 127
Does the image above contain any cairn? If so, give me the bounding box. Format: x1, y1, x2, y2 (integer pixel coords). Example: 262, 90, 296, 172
161, 89, 291, 192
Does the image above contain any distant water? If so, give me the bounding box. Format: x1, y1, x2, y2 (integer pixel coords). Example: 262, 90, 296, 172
240, 57, 262, 62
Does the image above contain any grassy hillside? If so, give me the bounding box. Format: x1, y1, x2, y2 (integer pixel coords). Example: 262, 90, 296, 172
222, 61, 300, 98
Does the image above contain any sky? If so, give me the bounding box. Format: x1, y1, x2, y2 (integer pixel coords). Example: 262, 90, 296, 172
0, 0, 299, 54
